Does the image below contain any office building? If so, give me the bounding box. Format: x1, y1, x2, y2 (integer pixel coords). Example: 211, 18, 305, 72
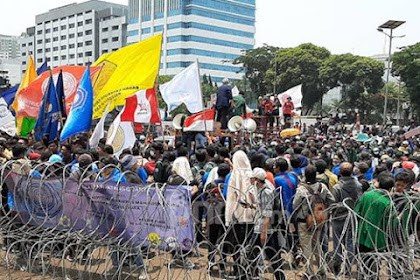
127, 0, 256, 82
20, 0, 128, 70
0, 34, 20, 60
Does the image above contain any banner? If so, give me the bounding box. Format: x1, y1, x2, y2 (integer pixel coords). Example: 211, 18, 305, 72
7, 174, 194, 251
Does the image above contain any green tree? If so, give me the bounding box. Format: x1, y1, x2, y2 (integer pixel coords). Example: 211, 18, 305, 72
233, 44, 279, 95
156, 75, 173, 109
203, 74, 208, 85
208, 75, 214, 87
266, 43, 331, 112
319, 54, 384, 119
392, 43, 420, 115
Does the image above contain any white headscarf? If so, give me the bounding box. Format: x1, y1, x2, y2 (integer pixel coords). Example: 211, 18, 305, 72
225, 150, 257, 226
172, 156, 194, 184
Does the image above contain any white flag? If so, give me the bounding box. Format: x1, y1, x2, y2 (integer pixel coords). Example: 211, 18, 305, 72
159, 61, 203, 113
106, 112, 136, 157
232, 86, 240, 97
278, 84, 303, 108
89, 101, 111, 149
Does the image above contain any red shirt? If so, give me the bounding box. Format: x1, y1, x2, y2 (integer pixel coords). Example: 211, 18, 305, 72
264, 100, 273, 113
282, 101, 294, 114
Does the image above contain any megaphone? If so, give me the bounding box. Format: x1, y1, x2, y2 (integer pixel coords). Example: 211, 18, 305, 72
243, 118, 257, 132
173, 114, 185, 130
228, 116, 243, 132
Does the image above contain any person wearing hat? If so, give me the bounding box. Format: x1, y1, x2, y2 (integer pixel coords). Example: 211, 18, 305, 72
282, 96, 294, 128
249, 167, 285, 280
120, 154, 148, 185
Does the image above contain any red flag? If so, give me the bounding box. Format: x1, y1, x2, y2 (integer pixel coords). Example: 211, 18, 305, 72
16, 66, 100, 118
121, 88, 160, 123
183, 109, 215, 132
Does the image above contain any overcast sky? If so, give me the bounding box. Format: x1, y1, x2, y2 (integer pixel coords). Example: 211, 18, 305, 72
1, 0, 419, 56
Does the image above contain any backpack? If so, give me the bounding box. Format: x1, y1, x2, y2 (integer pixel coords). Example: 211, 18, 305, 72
205, 181, 225, 203
290, 170, 302, 185
304, 183, 328, 230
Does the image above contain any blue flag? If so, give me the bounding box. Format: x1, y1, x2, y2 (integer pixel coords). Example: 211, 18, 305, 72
56, 70, 67, 119
60, 67, 93, 142
34, 74, 60, 142
0, 61, 48, 114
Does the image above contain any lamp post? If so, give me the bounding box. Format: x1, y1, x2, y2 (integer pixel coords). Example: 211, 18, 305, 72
377, 20, 405, 125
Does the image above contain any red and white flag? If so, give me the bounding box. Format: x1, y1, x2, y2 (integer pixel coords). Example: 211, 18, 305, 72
183, 109, 215, 132
121, 88, 160, 123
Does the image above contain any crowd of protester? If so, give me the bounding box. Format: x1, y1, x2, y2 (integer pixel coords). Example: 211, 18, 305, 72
1, 119, 420, 280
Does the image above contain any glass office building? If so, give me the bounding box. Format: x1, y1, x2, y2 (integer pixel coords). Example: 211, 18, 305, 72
127, 0, 256, 83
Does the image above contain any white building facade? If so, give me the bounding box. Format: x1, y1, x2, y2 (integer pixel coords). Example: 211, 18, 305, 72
127, 0, 256, 83
0, 35, 20, 60
20, 0, 128, 70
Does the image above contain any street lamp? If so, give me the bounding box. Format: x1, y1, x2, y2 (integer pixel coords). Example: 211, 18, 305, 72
377, 20, 405, 125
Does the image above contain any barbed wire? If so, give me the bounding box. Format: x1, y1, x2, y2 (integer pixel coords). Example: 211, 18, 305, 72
0, 160, 418, 279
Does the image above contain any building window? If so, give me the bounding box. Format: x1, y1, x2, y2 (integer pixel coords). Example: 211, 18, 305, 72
45, 48, 51, 52
112, 37, 119, 42
47, 57, 51, 62
21, 43, 26, 47
69, 44, 75, 49
69, 54, 75, 59
45, 28, 51, 34
61, 45, 66, 50
45, 38, 51, 43
37, 58, 43, 63
61, 25, 66, 30
22, 52, 27, 56
77, 42, 83, 47
102, 38, 108, 43
78, 53, 83, 58
85, 30, 92, 35
61, 35, 67, 40
69, 34, 75, 39
85, 51, 92, 56
77, 21, 83, 27
37, 30, 42, 35
60, 17, 66, 21
36, 49, 42, 54
102, 49, 108, 54
85, 10, 92, 14
77, 32, 83, 37
85, 19, 92, 24
69, 23, 75, 28
112, 48, 118, 51
53, 27, 58, 32
102, 27, 108, 32
69, 15, 74, 18
85, 40, 92, 46
77, 13, 82, 16
53, 56, 58, 61
53, 46, 58, 51
61, 55, 67, 60
28, 42, 33, 46
112, 26, 119, 30
53, 37, 58, 42
22, 61, 26, 65
53, 19, 58, 22
37, 39, 42, 44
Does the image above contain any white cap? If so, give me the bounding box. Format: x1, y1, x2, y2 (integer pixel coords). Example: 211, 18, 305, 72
251, 168, 267, 181
222, 78, 229, 84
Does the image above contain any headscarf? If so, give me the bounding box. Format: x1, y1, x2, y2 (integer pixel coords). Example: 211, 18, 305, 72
172, 156, 194, 184
225, 150, 257, 226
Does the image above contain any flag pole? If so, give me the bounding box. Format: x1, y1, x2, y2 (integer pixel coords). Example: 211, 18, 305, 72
196, 59, 207, 134
155, 83, 165, 145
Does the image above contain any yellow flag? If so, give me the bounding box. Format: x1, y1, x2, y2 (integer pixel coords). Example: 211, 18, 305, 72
12, 55, 37, 113
92, 34, 162, 119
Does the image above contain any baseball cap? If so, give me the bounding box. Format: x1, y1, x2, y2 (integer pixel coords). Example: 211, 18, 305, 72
48, 154, 63, 164
251, 168, 267, 181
